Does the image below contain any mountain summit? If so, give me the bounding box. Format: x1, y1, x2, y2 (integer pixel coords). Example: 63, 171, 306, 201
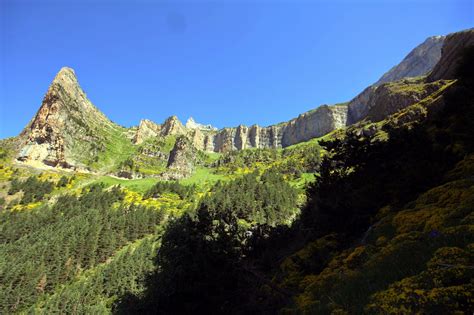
18, 67, 127, 169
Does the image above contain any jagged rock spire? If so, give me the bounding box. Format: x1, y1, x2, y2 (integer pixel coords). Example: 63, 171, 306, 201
18, 67, 118, 168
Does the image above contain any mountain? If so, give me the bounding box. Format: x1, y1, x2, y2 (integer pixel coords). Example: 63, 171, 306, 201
112, 28, 474, 314
13, 30, 468, 174
183, 34, 445, 152
1, 28, 473, 315
375, 36, 444, 85
428, 28, 474, 81
17, 67, 134, 171
347, 35, 445, 124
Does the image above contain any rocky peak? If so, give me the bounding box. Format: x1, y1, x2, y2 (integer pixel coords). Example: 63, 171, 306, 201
347, 33, 445, 124
428, 29, 474, 81
160, 116, 186, 137
185, 117, 217, 131
53, 67, 78, 85
18, 67, 118, 168
185, 117, 198, 128
375, 35, 445, 86
134, 119, 161, 144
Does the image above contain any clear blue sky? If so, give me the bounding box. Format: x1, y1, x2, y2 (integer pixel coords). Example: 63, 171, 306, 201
0, 0, 472, 138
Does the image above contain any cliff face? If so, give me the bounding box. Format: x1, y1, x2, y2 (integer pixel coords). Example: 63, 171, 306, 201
361, 78, 451, 123
17, 67, 122, 168
185, 104, 348, 152
375, 36, 445, 85
428, 29, 474, 81
132, 104, 347, 153
347, 35, 445, 125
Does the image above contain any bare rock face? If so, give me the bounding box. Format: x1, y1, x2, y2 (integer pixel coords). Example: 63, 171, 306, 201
160, 116, 187, 137
188, 104, 347, 152
134, 119, 161, 144
375, 36, 445, 85
428, 29, 474, 81
281, 105, 347, 146
18, 67, 119, 168
164, 136, 196, 179
347, 34, 445, 125
185, 117, 217, 131
133, 116, 187, 144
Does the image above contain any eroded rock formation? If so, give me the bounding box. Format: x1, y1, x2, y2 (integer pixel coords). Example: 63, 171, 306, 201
163, 136, 197, 180
18, 67, 119, 168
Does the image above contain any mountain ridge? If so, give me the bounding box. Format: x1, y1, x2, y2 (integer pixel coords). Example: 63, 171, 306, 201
12, 29, 474, 175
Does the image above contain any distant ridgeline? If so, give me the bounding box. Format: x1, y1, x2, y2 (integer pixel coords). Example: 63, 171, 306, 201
7, 29, 474, 181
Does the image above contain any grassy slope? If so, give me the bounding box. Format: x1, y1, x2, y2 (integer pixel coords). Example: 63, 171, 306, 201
90, 126, 138, 172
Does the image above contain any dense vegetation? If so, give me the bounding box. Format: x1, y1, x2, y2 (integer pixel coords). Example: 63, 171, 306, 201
144, 181, 196, 200
215, 141, 321, 178
0, 184, 166, 313
8, 176, 54, 204
115, 169, 299, 313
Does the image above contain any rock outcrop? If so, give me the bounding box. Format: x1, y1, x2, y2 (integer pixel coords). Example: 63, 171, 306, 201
132, 104, 347, 153
185, 117, 217, 131
133, 119, 161, 144
163, 136, 197, 179
17, 67, 121, 168
133, 116, 188, 145
347, 34, 445, 124
428, 29, 474, 81
160, 115, 187, 137
375, 36, 445, 85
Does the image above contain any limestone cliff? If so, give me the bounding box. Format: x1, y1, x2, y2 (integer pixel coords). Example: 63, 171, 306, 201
133, 115, 188, 145
186, 104, 347, 152
160, 116, 187, 137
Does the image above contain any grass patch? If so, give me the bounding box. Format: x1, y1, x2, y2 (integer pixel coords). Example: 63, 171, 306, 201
180, 167, 228, 186
91, 127, 137, 172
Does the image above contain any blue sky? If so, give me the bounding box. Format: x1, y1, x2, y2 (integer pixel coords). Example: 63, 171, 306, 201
0, 0, 472, 138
